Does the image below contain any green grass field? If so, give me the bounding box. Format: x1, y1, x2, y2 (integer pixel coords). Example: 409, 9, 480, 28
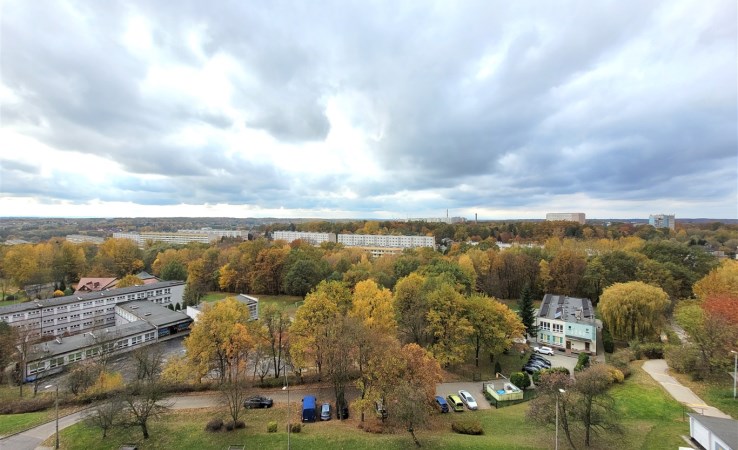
670, 370, 738, 419
44, 362, 691, 450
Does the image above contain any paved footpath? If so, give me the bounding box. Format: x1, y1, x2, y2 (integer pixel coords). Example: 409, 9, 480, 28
642, 359, 732, 419
0, 393, 222, 450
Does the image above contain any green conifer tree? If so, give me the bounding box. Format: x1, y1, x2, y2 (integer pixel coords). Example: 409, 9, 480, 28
517, 284, 538, 338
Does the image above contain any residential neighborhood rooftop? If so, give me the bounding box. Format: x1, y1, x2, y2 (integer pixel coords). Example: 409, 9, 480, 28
538, 294, 595, 324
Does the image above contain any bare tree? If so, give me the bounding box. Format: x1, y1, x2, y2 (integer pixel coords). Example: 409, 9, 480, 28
220, 379, 248, 427
387, 381, 433, 447
123, 381, 173, 439
85, 395, 124, 438
132, 344, 164, 382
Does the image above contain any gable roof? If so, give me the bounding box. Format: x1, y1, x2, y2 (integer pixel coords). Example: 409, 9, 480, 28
74, 278, 118, 293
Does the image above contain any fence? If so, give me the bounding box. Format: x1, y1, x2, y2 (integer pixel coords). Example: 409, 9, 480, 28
484, 389, 537, 409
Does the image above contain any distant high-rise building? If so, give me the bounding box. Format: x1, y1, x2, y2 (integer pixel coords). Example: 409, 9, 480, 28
649, 214, 675, 230
113, 229, 245, 248
545, 213, 586, 224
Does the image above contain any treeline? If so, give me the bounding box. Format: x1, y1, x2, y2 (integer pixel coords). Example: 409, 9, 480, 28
0, 228, 721, 308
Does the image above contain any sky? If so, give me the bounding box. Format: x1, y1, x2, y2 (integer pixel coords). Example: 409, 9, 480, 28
1, 1, 736, 220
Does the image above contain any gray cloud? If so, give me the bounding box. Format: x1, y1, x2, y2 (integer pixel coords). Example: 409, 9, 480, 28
1, 0, 736, 217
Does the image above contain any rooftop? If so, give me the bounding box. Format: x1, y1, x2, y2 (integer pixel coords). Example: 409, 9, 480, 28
118, 301, 191, 327
538, 294, 595, 325
27, 320, 155, 361
0, 280, 185, 315
688, 413, 738, 449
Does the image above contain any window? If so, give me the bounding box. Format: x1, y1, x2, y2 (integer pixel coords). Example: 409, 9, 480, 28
144, 332, 156, 342
131, 335, 142, 345
29, 361, 47, 375
49, 357, 65, 368
553, 323, 563, 333
116, 339, 129, 348
69, 352, 83, 362
127, 295, 135, 300
84, 311, 93, 316
83, 321, 92, 326
71, 314, 80, 319
86, 348, 100, 358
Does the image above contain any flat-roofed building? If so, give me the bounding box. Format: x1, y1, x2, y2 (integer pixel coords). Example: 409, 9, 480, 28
0, 281, 185, 339
649, 214, 676, 230
22, 301, 192, 382
545, 213, 586, 224
535, 294, 597, 355
186, 294, 259, 323
337, 234, 435, 249
272, 231, 336, 245
65, 234, 105, 244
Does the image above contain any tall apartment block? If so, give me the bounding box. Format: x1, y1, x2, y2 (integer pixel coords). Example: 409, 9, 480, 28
272, 231, 337, 245
545, 213, 586, 224
649, 214, 676, 230
113, 229, 245, 248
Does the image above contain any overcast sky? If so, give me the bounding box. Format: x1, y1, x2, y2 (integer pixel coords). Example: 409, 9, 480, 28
1, 1, 736, 220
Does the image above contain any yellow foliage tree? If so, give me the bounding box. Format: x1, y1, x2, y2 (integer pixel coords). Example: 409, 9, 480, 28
693, 260, 738, 301
598, 281, 669, 341
351, 279, 396, 334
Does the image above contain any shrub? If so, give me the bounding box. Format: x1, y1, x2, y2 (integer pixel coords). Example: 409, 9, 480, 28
531, 370, 542, 384
5, 294, 15, 301
665, 344, 698, 374
494, 361, 502, 375
451, 420, 484, 435
603, 328, 615, 353
224, 421, 235, 431
629, 341, 664, 359
234, 420, 245, 429
290, 423, 301, 433
605, 365, 625, 383
547, 367, 570, 375
510, 372, 530, 390
267, 421, 278, 433
574, 353, 590, 371
205, 418, 223, 432
665, 329, 682, 345
0, 396, 54, 414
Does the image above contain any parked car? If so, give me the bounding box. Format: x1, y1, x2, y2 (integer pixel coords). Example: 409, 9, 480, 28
320, 403, 332, 421
534, 346, 554, 355
522, 364, 542, 374
528, 356, 551, 367
375, 400, 388, 419
337, 400, 349, 419
447, 394, 464, 412
434, 395, 449, 413
243, 396, 273, 409
458, 390, 478, 410
523, 361, 548, 372
302, 395, 317, 422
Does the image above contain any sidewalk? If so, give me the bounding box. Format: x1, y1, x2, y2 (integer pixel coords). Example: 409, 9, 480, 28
642, 359, 732, 419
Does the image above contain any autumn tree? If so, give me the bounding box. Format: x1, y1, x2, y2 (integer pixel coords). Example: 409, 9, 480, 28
426, 283, 473, 366
393, 273, 430, 345
259, 304, 289, 379
116, 274, 145, 288
693, 259, 738, 300
572, 364, 620, 447
527, 371, 576, 449
598, 282, 669, 342
184, 297, 255, 383
465, 294, 525, 367
351, 279, 396, 334
0, 322, 18, 385
93, 238, 144, 277
675, 301, 738, 377
547, 249, 587, 296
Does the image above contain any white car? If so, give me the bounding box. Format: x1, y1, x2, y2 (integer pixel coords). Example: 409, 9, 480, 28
534, 346, 554, 355
457, 390, 478, 410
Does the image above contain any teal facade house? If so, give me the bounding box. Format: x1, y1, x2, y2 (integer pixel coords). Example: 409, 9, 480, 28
535, 294, 597, 355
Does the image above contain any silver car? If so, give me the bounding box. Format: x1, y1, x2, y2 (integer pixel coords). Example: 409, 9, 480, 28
458, 390, 478, 410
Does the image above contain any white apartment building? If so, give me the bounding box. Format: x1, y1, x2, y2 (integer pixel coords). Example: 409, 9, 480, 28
337, 234, 435, 249
535, 294, 597, 355
178, 228, 247, 239
649, 214, 676, 230
65, 234, 105, 244
0, 281, 185, 339
272, 231, 336, 245
113, 231, 215, 248
545, 213, 586, 224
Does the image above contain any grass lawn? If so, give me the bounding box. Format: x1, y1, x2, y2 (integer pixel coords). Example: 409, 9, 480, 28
610, 361, 690, 450
669, 370, 738, 419
46, 362, 690, 450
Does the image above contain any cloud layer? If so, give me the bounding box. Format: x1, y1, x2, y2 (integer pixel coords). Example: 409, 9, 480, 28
1, 0, 736, 219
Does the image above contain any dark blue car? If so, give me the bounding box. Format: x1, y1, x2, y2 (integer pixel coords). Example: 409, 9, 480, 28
434, 395, 449, 413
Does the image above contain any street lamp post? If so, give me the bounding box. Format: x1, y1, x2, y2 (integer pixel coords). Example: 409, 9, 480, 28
45, 384, 59, 449
555, 388, 565, 450
282, 365, 291, 450
731, 350, 737, 399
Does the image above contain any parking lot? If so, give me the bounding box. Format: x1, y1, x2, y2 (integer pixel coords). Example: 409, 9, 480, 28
528, 349, 579, 374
